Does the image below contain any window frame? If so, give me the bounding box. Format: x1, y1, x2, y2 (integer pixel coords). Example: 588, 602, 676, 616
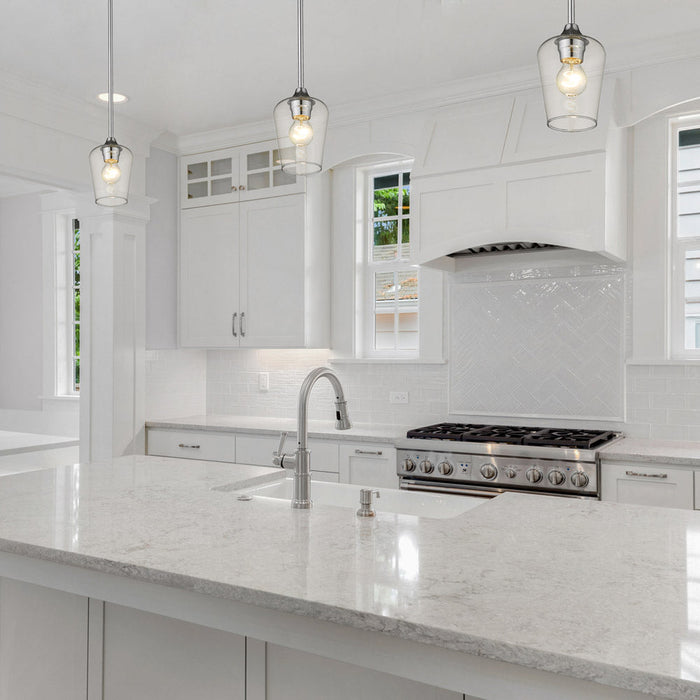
358, 160, 420, 359
669, 116, 700, 358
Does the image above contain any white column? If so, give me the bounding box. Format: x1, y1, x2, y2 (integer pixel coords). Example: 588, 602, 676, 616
79, 197, 149, 462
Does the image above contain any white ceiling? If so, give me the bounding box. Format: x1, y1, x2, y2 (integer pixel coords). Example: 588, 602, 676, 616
2, 0, 700, 136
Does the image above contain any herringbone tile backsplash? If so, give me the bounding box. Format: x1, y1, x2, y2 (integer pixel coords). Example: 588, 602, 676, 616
449, 270, 625, 420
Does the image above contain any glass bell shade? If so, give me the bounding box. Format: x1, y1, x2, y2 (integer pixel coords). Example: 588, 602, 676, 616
537, 29, 605, 132
89, 138, 133, 206
273, 89, 328, 175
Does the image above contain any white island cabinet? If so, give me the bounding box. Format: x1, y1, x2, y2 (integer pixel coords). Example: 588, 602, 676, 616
0, 457, 694, 700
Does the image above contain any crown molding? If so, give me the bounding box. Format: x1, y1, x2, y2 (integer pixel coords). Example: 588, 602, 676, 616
175, 28, 700, 156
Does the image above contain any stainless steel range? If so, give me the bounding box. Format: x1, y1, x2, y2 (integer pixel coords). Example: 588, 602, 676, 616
397, 423, 622, 499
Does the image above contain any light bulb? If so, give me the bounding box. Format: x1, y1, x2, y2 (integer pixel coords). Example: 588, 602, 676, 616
101, 161, 122, 184
556, 62, 587, 97
288, 119, 314, 146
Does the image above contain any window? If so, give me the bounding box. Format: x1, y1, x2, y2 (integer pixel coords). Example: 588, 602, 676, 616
55, 215, 80, 395
670, 120, 700, 356
361, 164, 419, 356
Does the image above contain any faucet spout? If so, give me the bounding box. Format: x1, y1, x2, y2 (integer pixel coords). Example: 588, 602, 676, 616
293, 367, 351, 509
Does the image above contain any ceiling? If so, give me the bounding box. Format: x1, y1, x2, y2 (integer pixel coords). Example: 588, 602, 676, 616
2, 0, 700, 137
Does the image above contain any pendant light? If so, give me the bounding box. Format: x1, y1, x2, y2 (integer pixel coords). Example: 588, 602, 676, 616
89, 0, 133, 206
273, 0, 328, 175
537, 0, 605, 132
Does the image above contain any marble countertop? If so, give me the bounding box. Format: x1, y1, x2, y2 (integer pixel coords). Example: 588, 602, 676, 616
0, 430, 79, 456
600, 437, 700, 466
0, 455, 697, 698
145, 414, 408, 444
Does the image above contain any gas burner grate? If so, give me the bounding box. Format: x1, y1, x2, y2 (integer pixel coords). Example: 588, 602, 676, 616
407, 423, 617, 449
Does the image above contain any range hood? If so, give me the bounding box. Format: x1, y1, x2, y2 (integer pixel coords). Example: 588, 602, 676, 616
407, 88, 627, 270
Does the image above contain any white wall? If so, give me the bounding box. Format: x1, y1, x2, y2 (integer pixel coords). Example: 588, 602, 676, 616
0, 193, 43, 412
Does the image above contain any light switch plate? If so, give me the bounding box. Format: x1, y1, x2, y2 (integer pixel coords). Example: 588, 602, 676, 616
259, 372, 270, 392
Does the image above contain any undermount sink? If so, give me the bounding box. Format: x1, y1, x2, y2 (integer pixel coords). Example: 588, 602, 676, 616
238, 478, 488, 519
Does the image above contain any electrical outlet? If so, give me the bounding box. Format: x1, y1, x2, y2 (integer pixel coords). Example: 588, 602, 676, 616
259, 372, 270, 392
389, 391, 409, 404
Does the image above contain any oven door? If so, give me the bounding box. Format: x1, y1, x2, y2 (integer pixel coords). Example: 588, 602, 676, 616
399, 478, 502, 499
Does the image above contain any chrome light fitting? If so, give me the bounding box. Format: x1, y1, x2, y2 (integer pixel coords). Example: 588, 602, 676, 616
89, 0, 133, 206
273, 0, 328, 175
537, 0, 605, 132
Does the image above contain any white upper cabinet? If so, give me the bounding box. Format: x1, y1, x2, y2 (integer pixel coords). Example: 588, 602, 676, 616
181, 140, 303, 208
179, 193, 329, 349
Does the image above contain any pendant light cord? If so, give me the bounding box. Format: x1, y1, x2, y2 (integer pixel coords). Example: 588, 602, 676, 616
567, 0, 575, 25
296, 0, 304, 90
108, 0, 114, 139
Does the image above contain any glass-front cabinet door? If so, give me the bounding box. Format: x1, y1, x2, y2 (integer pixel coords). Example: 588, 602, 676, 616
238, 142, 304, 201
181, 148, 240, 208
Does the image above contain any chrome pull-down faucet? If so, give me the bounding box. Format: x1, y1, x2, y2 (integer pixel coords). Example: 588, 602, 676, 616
272, 367, 351, 509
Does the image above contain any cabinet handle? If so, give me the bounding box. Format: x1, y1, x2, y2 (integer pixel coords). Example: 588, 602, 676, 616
232, 312, 238, 337
231, 185, 238, 191
239, 185, 246, 191
355, 449, 383, 456
178, 443, 200, 449
625, 470, 668, 479
241, 312, 246, 337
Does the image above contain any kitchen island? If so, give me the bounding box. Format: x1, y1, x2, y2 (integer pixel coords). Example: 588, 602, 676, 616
0, 455, 696, 699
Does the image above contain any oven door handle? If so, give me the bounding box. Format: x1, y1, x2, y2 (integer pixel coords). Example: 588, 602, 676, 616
399, 480, 500, 499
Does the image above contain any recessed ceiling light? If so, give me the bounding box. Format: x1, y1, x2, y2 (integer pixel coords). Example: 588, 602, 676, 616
97, 92, 128, 103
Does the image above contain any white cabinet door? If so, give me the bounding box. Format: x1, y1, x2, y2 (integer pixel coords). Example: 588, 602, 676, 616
264, 643, 461, 700
339, 443, 398, 488
236, 433, 339, 472
239, 142, 303, 201
179, 204, 240, 347
102, 603, 245, 700
601, 462, 694, 510
0, 578, 87, 700
239, 195, 306, 347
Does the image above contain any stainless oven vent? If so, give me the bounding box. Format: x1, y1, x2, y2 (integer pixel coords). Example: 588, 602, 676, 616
449, 242, 561, 257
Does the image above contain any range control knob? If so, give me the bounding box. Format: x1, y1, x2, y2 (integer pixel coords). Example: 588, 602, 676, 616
570, 472, 590, 488
548, 470, 566, 486
419, 459, 434, 474
402, 458, 416, 473
437, 461, 453, 476
526, 467, 543, 484
504, 466, 518, 479
480, 463, 497, 480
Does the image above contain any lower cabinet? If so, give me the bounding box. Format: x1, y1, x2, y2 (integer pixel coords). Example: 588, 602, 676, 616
0, 579, 88, 700
261, 642, 461, 700
102, 604, 246, 700
339, 443, 398, 488
600, 462, 695, 510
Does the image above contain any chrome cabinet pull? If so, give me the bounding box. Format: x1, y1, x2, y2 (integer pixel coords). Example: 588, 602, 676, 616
239, 184, 246, 191
355, 449, 383, 456
232, 312, 238, 337
231, 185, 238, 191
241, 312, 246, 337
625, 470, 668, 479
178, 443, 200, 449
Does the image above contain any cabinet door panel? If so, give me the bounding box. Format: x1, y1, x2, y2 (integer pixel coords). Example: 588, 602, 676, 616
0, 579, 87, 700
339, 444, 398, 488
238, 141, 304, 201
147, 428, 236, 463
180, 204, 239, 347
265, 643, 460, 700
181, 149, 240, 208
239, 195, 306, 347
102, 603, 245, 700
601, 462, 694, 509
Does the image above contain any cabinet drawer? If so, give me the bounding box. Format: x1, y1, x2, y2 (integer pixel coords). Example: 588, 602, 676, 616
146, 429, 235, 463
236, 434, 339, 471
339, 444, 398, 488
601, 462, 694, 510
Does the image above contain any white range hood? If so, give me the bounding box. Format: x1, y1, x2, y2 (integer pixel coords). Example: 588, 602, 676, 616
409, 86, 627, 270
